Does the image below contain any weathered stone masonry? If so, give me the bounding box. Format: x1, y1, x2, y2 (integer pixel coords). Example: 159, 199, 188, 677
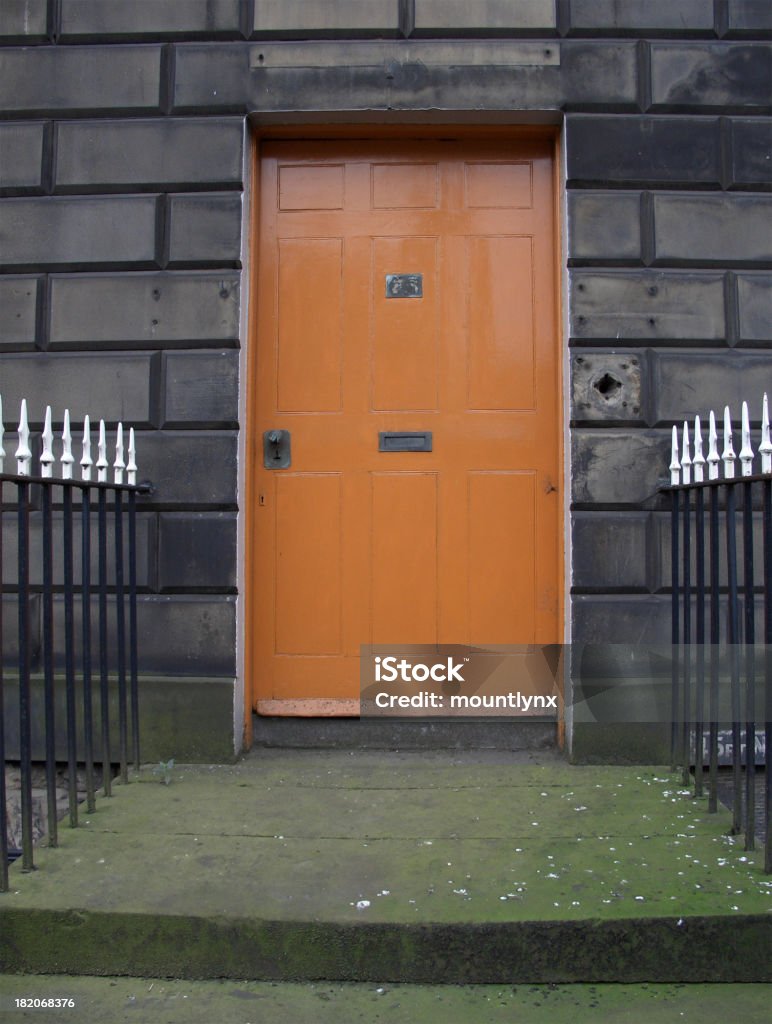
0, 1, 770, 758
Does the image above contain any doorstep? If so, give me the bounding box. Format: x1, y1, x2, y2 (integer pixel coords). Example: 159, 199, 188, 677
0, 749, 769, 984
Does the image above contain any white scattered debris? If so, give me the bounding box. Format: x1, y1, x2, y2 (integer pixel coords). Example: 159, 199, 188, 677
356, 900, 370, 910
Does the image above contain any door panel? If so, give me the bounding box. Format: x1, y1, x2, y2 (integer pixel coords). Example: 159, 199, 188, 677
252, 138, 561, 709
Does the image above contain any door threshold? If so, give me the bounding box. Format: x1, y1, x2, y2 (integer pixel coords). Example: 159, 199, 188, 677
256, 699, 360, 717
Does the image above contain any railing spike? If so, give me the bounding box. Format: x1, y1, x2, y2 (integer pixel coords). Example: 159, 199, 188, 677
760, 392, 771, 475
693, 414, 705, 483
707, 410, 720, 480
41, 405, 55, 479
670, 425, 680, 485
681, 420, 692, 485
722, 405, 736, 479
0, 393, 5, 474
16, 399, 32, 476
114, 422, 125, 485
61, 409, 74, 481
127, 428, 137, 486
81, 414, 93, 482
739, 400, 754, 478
96, 419, 108, 483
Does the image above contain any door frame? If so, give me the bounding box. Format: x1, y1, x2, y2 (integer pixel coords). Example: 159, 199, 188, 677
242, 123, 567, 748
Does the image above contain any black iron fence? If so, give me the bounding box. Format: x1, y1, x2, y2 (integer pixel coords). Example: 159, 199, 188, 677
665, 397, 771, 874
1, 399, 150, 890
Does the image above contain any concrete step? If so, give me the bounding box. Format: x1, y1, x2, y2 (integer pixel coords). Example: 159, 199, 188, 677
252, 715, 557, 750
1, 751, 769, 985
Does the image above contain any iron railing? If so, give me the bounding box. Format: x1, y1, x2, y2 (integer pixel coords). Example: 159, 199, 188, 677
0, 397, 150, 890
665, 396, 771, 874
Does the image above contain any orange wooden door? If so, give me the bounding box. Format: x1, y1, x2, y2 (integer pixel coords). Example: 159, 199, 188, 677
251, 138, 561, 713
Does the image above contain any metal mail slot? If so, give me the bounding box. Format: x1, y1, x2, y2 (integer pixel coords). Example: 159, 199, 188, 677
378, 431, 433, 452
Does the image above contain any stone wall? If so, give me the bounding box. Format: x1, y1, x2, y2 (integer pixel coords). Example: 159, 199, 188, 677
1, 0, 770, 758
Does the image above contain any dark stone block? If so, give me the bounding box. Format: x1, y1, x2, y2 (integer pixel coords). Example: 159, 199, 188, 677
572, 430, 667, 506
570, 271, 726, 342
254, 0, 401, 38
0, 277, 41, 348
55, 118, 244, 193
59, 0, 244, 40
0, 195, 160, 271
729, 118, 772, 189
0, 0, 48, 42
0, 45, 163, 116
566, 115, 721, 187
572, 512, 650, 592
650, 43, 772, 112
0, 122, 46, 194
172, 40, 639, 114
167, 194, 242, 267
0, 352, 156, 429
737, 273, 772, 343
49, 272, 241, 349
560, 41, 639, 110
572, 595, 671, 644
2, 512, 155, 591
653, 510, 765, 592
163, 351, 239, 427
572, 352, 644, 424
158, 512, 237, 590
726, 0, 772, 36
568, 0, 714, 36
134, 595, 236, 675
135, 432, 238, 508
650, 352, 772, 425
567, 192, 641, 262
49, 595, 237, 676
172, 43, 251, 112
653, 194, 772, 265
412, 0, 556, 35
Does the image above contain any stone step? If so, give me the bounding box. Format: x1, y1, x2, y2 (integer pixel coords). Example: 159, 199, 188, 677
1, 752, 769, 985
252, 715, 557, 750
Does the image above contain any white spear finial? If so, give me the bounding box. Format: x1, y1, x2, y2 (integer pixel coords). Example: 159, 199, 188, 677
722, 406, 736, 479
670, 425, 680, 485
739, 401, 754, 478
707, 410, 720, 480
40, 406, 55, 478
81, 415, 92, 482
127, 428, 137, 486
16, 399, 32, 476
97, 420, 108, 483
61, 409, 74, 480
0, 394, 5, 474
681, 421, 692, 485
693, 415, 705, 483
114, 423, 125, 485
759, 393, 771, 475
